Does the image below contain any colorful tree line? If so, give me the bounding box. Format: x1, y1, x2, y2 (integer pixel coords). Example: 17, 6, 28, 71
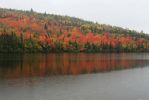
0, 28, 148, 53
0, 8, 149, 53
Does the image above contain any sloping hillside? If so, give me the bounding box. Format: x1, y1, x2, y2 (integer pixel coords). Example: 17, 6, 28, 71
0, 8, 149, 52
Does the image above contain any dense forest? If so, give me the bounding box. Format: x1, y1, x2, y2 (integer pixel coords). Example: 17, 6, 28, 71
0, 8, 149, 53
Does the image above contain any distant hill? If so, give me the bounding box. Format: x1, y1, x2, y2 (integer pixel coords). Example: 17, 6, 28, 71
0, 8, 148, 53
0, 8, 149, 39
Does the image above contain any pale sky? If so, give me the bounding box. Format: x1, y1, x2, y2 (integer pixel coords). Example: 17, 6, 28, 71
0, 0, 149, 33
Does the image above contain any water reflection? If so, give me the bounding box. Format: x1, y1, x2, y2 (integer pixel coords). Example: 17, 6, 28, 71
0, 53, 149, 79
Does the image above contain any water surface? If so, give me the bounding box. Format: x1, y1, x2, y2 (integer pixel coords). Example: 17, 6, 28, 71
0, 53, 149, 100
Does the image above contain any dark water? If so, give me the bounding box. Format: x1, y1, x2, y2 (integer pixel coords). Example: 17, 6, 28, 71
0, 53, 149, 100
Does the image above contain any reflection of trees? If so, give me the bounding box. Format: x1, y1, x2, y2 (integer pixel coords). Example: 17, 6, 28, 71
0, 54, 22, 67
0, 53, 149, 79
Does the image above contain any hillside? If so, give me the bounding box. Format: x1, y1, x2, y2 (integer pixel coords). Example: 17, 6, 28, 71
0, 8, 149, 53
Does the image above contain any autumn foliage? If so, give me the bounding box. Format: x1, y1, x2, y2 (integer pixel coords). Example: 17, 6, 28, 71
0, 8, 148, 53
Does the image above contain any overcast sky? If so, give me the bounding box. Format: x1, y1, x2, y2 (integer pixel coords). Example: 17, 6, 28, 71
0, 0, 149, 33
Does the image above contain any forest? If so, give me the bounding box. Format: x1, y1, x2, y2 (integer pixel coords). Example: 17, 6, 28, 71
0, 8, 149, 53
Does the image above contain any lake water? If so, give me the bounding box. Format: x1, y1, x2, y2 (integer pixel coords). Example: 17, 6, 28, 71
0, 53, 149, 100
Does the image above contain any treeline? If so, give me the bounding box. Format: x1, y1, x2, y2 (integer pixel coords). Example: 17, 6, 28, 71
0, 8, 149, 53
0, 29, 148, 53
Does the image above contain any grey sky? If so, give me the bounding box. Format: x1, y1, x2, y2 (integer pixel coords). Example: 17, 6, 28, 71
0, 0, 149, 33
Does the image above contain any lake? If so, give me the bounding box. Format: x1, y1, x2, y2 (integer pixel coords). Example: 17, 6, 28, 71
0, 53, 149, 100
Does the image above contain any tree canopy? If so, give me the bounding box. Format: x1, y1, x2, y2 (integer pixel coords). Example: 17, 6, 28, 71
0, 8, 148, 53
